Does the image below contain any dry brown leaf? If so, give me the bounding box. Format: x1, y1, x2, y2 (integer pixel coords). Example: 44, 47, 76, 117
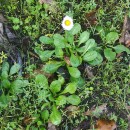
84, 65, 94, 79
119, 15, 130, 47
84, 9, 97, 28
127, 115, 130, 130
39, 0, 52, 4
48, 122, 57, 130
24, 68, 52, 79
84, 103, 107, 116
66, 105, 80, 118
66, 105, 79, 112
95, 119, 117, 130
64, 56, 71, 66
0, 13, 7, 23
22, 116, 36, 126
126, 106, 130, 110
24, 65, 53, 79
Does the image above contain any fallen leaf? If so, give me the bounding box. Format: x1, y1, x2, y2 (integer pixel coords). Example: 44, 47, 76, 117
48, 122, 57, 130
66, 105, 80, 118
64, 56, 71, 66
39, 0, 52, 4
22, 116, 36, 126
24, 65, 53, 80
95, 119, 117, 130
127, 115, 130, 130
84, 9, 97, 28
119, 15, 130, 47
25, 68, 52, 78
84, 64, 94, 79
84, 103, 107, 117
66, 105, 79, 112
0, 13, 7, 23
126, 106, 130, 110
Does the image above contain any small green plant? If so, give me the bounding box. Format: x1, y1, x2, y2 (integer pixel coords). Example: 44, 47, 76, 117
33, 22, 104, 126
96, 26, 130, 61
35, 23, 103, 76
0, 62, 29, 112
33, 74, 81, 125
1, 0, 63, 39
8, 17, 23, 30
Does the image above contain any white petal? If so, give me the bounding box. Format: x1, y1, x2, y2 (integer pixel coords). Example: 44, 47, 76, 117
61, 16, 74, 30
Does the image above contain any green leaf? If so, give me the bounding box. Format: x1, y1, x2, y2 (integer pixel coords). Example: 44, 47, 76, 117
68, 67, 81, 78
26, 0, 34, 4
50, 80, 61, 93
61, 82, 77, 94
53, 34, 65, 48
79, 31, 90, 46
1, 79, 11, 88
70, 23, 81, 35
96, 26, 105, 40
113, 45, 130, 54
83, 51, 97, 61
48, 94, 55, 102
84, 39, 97, 52
12, 17, 20, 24
77, 39, 97, 54
104, 48, 116, 61
55, 95, 66, 106
65, 31, 74, 44
35, 74, 48, 88
9, 63, 21, 75
38, 90, 50, 103
41, 102, 50, 110
39, 36, 53, 44
55, 47, 64, 58
1, 62, 9, 79
58, 75, 65, 85
88, 52, 103, 66
70, 77, 85, 89
43, 61, 64, 74
67, 95, 81, 105
35, 50, 54, 62
11, 80, 29, 94
50, 105, 62, 125
70, 53, 81, 67
41, 110, 49, 121
106, 32, 119, 43
0, 94, 10, 108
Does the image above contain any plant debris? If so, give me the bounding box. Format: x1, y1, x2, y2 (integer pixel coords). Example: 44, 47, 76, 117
39, 0, 52, 4
119, 15, 130, 47
84, 64, 94, 79
84, 9, 97, 28
95, 119, 117, 130
48, 122, 57, 130
84, 103, 107, 117
0, 13, 7, 23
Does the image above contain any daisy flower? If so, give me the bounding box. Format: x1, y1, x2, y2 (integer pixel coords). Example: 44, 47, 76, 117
61, 16, 74, 31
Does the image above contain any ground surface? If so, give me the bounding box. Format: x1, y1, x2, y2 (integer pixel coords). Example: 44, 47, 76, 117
0, 0, 130, 130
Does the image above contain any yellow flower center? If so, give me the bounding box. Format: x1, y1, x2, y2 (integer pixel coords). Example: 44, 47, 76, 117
64, 20, 71, 26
